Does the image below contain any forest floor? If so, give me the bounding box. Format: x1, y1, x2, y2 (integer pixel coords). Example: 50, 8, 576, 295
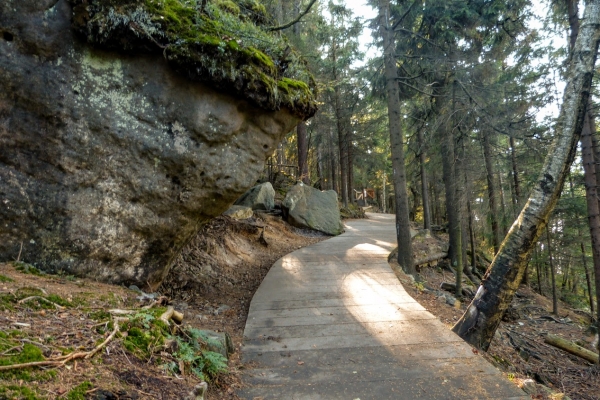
1, 213, 598, 399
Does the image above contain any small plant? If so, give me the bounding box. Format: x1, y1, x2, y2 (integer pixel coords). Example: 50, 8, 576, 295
0, 274, 13, 283
168, 329, 228, 381
11, 261, 42, 275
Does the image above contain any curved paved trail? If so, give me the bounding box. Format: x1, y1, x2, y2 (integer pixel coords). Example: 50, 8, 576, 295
239, 213, 527, 399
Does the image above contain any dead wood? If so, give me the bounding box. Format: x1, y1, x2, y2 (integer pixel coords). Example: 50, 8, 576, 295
415, 252, 448, 267
544, 334, 599, 363
0, 317, 124, 371
538, 315, 567, 324
17, 296, 65, 310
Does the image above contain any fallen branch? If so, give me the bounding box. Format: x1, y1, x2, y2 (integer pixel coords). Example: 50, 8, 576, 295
0, 317, 125, 371
85, 319, 121, 359
415, 252, 448, 267
18, 296, 64, 310
544, 334, 599, 363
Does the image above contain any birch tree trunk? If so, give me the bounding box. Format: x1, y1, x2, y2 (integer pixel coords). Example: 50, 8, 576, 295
452, 0, 600, 350
378, 0, 414, 274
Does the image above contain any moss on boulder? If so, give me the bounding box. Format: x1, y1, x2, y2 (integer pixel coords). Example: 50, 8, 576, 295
69, 0, 318, 120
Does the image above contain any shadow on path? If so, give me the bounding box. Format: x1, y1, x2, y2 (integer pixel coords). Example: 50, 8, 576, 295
238, 213, 527, 399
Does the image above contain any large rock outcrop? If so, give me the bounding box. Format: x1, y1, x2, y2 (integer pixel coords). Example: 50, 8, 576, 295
282, 183, 343, 236
0, 0, 316, 288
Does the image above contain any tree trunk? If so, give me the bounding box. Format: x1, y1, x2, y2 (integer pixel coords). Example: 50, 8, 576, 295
331, 32, 348, 206
509, 136, 521, 212
458, 132, 474, 282
566, 0, 600, 352
297, 121, 309, 184
561, 255, 571, 290
498, 166, 508, 235
535, 247, 543, 296
418, 128, 432, 230
581, 112, 600, 346
437, 79, 462, 296
581, 240, 595, 315
467, 198, 477, 273
378, 0, 414, 275
452, 0, 600, 350
546, 226, 558, 316
382, 172, 387, 213
481, 129, 501, 254
334, 90, 348, 207
329, 126, 337, 193
347, 127, 354, 203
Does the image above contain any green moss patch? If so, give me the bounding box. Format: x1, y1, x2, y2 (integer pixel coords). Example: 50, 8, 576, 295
69, 0, 317, 119
0, 343, 49, 382
0, 274, 13, 283
0, 385, 40, 400
66, 381, 93, 400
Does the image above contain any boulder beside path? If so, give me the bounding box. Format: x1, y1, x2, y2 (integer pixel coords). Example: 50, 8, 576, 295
282, 183, 343, 236
234, 182, 275, 211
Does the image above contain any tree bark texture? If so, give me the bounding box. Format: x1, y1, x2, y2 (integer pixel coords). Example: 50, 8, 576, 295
378, 0, 414, 274
452, 0, 600, 351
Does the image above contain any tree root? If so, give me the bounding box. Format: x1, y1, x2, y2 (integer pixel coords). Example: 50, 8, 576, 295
160, 306, 184, 325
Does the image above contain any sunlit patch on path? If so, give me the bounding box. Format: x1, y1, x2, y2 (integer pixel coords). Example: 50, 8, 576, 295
239, 213, 528, 399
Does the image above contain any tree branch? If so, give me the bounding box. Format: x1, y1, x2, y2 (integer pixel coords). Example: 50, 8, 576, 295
268, 0, 318, 32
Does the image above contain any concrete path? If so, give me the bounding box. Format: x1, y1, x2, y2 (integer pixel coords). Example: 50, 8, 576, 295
239, 213, 527, 399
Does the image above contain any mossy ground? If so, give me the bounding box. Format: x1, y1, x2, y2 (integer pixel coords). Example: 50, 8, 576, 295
0, 263, 221, 398
69, 0, 318, 119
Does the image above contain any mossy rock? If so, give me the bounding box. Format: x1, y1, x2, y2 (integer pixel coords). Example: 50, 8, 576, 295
340, 204, 366, 219
69, 0, 318, 120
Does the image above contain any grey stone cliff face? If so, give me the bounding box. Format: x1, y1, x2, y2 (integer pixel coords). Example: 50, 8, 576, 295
0, 0, 298, 287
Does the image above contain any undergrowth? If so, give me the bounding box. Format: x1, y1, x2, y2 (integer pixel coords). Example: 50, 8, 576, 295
120, 309, 228, 381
